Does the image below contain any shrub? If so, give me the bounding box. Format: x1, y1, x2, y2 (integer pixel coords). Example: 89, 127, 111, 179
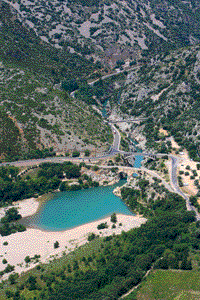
111, 213, 117, 223
24, 256, 31, 264
93, 165, 99, 171
88, 233, 97, 241
8, 273, 19, 284
97, 222, 108, 230
84, 149, 90, 157
72, 151, 80, 157
3, 241, 8, 246
54, 241, 59, 249
4, 264, 15, 273
2, 259, 7, 264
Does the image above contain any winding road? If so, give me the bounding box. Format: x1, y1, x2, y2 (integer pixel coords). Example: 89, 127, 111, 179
0, 116, 198, 219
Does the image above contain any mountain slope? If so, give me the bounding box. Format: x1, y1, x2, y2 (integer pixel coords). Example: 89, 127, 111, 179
3, 0, 200, 68
119, 44, 200, 160
0, 0, 96, 83
0, 2, 112, 161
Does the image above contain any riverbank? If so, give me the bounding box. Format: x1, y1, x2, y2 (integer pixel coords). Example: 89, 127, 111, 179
0, 208, 146, 280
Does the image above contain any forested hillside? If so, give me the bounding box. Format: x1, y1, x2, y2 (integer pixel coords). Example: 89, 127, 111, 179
0, 1, 113, 161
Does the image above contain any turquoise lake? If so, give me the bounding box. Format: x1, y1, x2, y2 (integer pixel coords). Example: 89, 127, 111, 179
33, 180, 133, 231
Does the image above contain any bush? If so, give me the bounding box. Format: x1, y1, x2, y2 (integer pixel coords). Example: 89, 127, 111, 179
24, 256, 31, 264
72, 151, 80, 157
97, 222, 109, 230
2, 259, 7, 264
111, 213, 117, 223
3, 241, 8, 246
84, 149, 90, 157
93, 165, 99, 171
88, 233, 97, 241
8, 273, 19, 284
54, 241, 59, 249
1, 207, 22, 223
112, 224, 116, 229
4, 264, 15, 273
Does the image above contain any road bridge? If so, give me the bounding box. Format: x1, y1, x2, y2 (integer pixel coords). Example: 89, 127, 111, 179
109, 118, 146, 124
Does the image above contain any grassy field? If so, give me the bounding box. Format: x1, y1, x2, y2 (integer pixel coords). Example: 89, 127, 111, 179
125, 270, 200, 300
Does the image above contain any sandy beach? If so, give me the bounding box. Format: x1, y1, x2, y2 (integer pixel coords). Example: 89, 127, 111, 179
0, 197, 147, 280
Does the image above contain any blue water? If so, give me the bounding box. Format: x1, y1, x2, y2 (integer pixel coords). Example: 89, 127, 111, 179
134, 155, 144, 168
102, 99, 108, 118
33, 180, 133, 231
129, 138, 143, 169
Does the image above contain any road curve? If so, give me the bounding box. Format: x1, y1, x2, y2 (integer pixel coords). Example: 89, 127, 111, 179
170, 155, 200, 220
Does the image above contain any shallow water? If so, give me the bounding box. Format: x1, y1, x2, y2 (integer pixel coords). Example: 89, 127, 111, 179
32, 180, 133, 231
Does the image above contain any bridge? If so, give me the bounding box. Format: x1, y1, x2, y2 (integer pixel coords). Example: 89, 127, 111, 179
109, 118, 146, 124
107, 147, 165, 159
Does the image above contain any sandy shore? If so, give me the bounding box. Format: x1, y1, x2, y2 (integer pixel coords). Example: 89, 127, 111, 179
0, 198, 40, 219
0, 198, 147, 280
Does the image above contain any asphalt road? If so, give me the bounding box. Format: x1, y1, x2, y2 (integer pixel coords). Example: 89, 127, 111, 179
1, 120, 199, 220
170, 156, 200, 220
70, 66, 139, 98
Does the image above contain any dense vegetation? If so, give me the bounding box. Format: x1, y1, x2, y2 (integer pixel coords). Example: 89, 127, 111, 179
74, 72, 126, 106
0, 162, 90, 206
0, 208, 26, 237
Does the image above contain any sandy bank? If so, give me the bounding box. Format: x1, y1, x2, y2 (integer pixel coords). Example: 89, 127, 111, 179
0, 211, 147, 280
0, 198, 39, 219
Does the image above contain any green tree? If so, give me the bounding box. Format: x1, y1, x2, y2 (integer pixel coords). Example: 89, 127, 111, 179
111, 213, 117, 223
72, 151, 80, 157
84, 149, 90, 157
2, 259, 7, 264
8, 273, 19, 284
24, 256, 31, 264
73, 260, 79, 270
1, 207, 22, 223
88, 233, 97, 241
26, 275, 37, 291
54, 241, 59, 249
